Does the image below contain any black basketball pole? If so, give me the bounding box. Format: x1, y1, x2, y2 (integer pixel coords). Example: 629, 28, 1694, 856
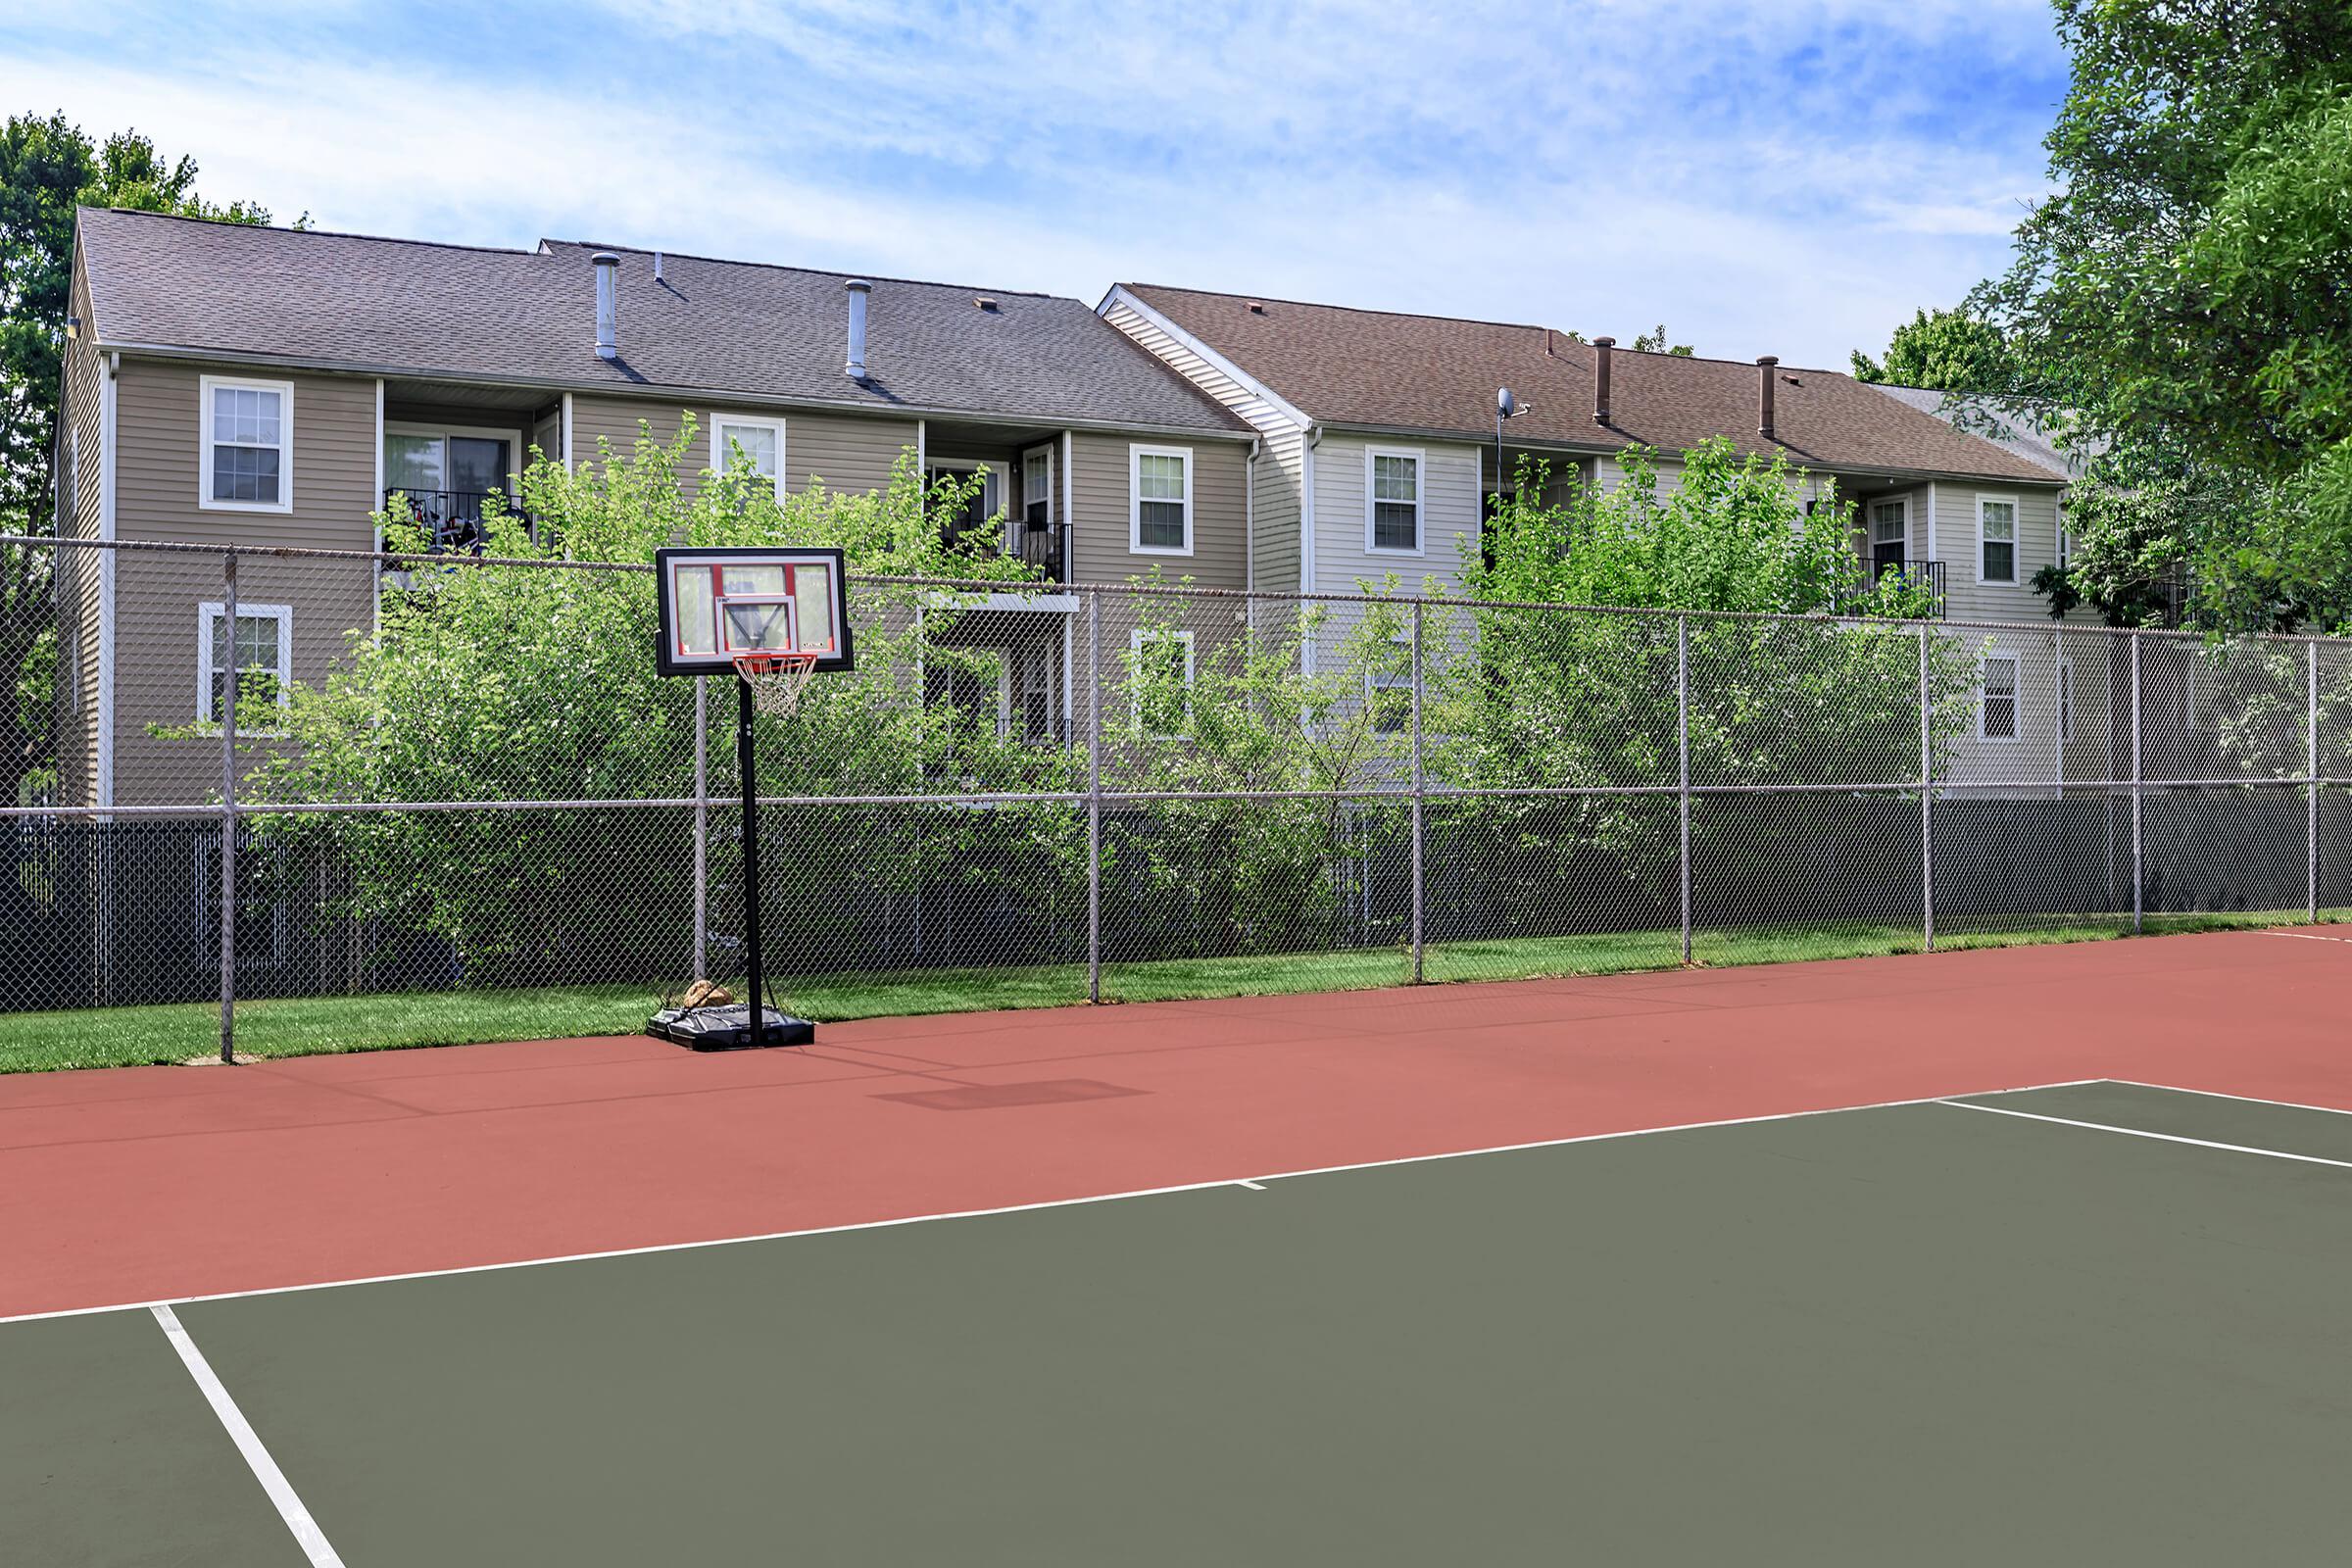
737, 671, 763, 1052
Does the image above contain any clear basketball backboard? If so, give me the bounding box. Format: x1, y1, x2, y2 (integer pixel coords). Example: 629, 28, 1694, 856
654, 547, 855, 677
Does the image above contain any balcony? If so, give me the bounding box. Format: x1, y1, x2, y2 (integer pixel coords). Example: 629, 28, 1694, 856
1849, 558, 1946, 619
1007, 518, 1068, 583
383, 489, 530, 554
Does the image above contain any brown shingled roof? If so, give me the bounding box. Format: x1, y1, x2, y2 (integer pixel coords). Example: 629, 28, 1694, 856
1121, 284, 2059, 485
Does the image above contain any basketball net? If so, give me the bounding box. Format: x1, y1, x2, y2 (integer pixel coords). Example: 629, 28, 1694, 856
733, 650, 819, 717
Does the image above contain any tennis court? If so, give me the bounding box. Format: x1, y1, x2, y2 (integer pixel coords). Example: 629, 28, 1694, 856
6, 929, 2352, 1564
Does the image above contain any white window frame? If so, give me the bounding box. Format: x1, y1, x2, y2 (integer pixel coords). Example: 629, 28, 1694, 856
1128, 626, 1196, 731
1364, 445, 1426, 557
1977, 648, 2021, 742
1366, 631, 1414, 734
196, 601, 293, 732
710, 414, 789, 503
1129, 443, 1195, 557
1976, 494, 2020, 585
2056, 498, 2071, 572
1021, 443, 1054, 526
198, 374, 294, 514
1868, 495, 1910, 555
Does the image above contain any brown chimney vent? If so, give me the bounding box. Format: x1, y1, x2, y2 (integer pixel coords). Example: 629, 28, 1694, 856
1756, 355, 1779, 440
1592, 336, 1615, 426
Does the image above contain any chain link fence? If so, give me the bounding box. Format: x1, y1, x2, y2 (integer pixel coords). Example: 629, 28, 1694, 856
5, 534, 2348, 1063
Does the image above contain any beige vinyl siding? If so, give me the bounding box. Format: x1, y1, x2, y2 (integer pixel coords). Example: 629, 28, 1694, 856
107, 359, 378, 808
1928, 483, 2067, 626
568, 396, 915, 502
1066, 431, 1247, 589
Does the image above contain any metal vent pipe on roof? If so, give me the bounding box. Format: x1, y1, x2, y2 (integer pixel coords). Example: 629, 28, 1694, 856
845, 278, 872, 380
1592, 336, 1615, 426
593, 251, 620, 361
1756, 355, 1779, 440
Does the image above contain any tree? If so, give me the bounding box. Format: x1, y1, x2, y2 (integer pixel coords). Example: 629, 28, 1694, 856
243, 420, 1056, 987
1971, 2, 2352, 630
1849, 308, 2014, 394
0, 114, 278, 799
1442, 441, 1973, 929
1630, 324, 1693, 357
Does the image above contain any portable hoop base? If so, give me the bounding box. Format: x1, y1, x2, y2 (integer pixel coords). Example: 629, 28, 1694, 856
646, 1003, 814, 1051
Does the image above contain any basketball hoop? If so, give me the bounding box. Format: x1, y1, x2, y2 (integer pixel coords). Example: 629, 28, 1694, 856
733, 650, 819, 716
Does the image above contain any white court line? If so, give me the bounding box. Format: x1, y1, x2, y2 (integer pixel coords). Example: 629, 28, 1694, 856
2253, 928, 2352, 944
2105, 1080, 2352, 1120
1937, 1099, 2352, 1171
1234, 1179, 1267, 1192
0, 1076, 2108, 1328
151, 1304, 348, 1567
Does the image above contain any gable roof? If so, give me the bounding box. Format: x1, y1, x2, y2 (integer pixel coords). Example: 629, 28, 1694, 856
1867, 384, 2099, 480
74, 208, 1250, 435
1118, 283, 2060, 485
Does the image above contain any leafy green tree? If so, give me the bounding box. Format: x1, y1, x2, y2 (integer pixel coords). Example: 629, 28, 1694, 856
245, 419, 1055, 987
1849, 308, 2014, 394
1972, 1, 2352, 629
1442, 441, 1973, 924
1630, 324, 1694, 357
0, 114, 279, 798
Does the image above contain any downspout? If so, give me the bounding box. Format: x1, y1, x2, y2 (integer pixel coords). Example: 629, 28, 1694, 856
371, 378, 384, 640
1301, 423, 1322, 677
97, 351, 119, 815
1244, 436, 1258, 593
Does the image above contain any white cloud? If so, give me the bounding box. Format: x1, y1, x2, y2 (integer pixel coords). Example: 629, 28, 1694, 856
0, 0, 2065, 363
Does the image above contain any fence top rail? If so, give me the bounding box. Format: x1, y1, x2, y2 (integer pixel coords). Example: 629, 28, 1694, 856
10, 532, 2350, 648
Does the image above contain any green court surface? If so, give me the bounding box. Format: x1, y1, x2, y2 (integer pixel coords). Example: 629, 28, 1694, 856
9, 1081, 2352, 1565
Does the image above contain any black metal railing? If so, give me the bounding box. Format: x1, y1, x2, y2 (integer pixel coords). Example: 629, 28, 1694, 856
1852, 557, 1946, 618
1007, 518, 1068, 583
384, 489, 530, 554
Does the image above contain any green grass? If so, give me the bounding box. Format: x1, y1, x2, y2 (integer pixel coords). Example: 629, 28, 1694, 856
0, 908, 2325, 1075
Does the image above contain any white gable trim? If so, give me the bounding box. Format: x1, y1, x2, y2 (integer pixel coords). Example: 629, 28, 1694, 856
1098, 286, 1314, 431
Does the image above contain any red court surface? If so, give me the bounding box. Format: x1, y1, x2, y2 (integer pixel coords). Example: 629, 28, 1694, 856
4, 927, 2348, 1321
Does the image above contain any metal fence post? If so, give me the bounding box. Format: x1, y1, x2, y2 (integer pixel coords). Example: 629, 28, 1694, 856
2309, 638, 2321, 925
2131, 630, 2144, 933
1086, 587, 1102, 1004
1409, 599, 1426, 984
1919, 623, 1935, 953
1677, 614, 1692, 965
692, 674, 709, 978
219, 549, 238, 1064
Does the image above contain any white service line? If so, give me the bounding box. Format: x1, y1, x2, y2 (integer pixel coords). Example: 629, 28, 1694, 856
0, 1076, 2109, 1329
1937, 1099, 2352, 1171
1234, 1179, 1267, 1192
150, 1303, 348, 1568
2253, 928, 2352, 944
2105, 1079, 2352, 1119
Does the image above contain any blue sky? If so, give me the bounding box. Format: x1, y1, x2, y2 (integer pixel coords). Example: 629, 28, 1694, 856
3, 0, 2069, 368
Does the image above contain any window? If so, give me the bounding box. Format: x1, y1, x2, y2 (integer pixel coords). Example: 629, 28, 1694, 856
2056, 502, 2071, 572
1979, 652, 2019, 740
1869, 498, 1907, 576
1366, 448, 1423, 554
199, 375, 293, 512
711, 416, 787, 501
927, 459, 1009, 548
197, 602, 292, 729
384, 424, 520, 549
1978, 496, 2018, 584
1130, 445, 1193, 555
1022, 446, 1053, 531
1367, 634, 1414, 734
1130, 628, 1195, 733
1018, 642, 1056, 742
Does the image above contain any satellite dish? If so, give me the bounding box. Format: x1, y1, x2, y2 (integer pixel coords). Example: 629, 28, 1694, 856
1496, 387, 1518, 418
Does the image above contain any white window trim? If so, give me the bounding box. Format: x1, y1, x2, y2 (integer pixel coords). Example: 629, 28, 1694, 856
1868, 494, 1911, 557
1364, 445, 1426, 557
1129, 443, 1195, 557
1976, 493, 2020, 585
710, 414, 789, 502
1129, 627, 1196, 730
196, 600, 293, 733
198, 374, 294, 514
1977, 647, 2022, 743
